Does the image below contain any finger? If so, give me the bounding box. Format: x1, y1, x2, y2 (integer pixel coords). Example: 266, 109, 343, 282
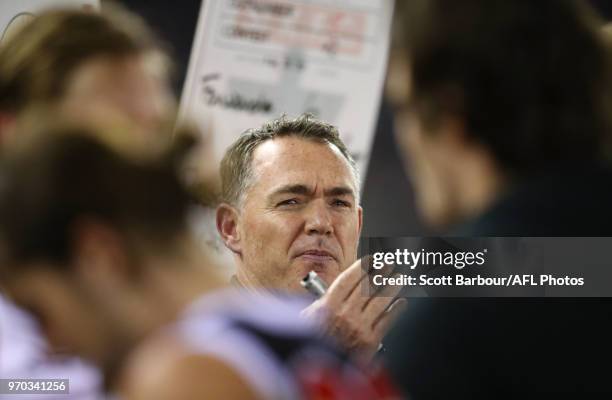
343, 256, 386, 311
341, 256, 398, 312
361, 282, 404, 322
373, 298, 408, 337
366, 256, 397, 276
364, 259, 398, 296
325, 256, 370, 305
349, 265, 403, 315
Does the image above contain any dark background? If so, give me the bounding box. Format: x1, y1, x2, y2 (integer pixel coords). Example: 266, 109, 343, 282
112, 0, 612, 237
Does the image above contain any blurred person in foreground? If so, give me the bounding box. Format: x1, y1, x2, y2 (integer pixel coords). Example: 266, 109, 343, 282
0, 6, 175, 399
0, 5, 175, 143
0, 126, 397, 400
216, 114, 405, 359
384, 0, 612, 397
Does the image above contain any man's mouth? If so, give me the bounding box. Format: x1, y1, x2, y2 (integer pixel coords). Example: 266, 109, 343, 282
297, 250, 335, 263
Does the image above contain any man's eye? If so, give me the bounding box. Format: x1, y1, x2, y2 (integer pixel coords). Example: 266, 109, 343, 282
332, 199, 351, 208
277, 199, 299, 207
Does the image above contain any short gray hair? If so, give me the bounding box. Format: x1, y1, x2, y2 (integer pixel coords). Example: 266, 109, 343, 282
220, 113, 359, 206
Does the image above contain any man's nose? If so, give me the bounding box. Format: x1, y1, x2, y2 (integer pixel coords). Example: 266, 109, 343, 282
304, 201, 333, 236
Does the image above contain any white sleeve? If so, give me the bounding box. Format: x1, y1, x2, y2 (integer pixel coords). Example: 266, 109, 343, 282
0, 295, 105, 400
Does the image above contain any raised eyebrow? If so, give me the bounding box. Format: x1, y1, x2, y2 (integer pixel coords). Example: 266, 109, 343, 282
269, 184, 313, 197
324, 186, 355, 198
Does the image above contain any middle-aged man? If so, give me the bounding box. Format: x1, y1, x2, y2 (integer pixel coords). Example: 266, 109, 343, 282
216, 114, 404, 357
383, 0, 612, 398
217, 115, 362, 291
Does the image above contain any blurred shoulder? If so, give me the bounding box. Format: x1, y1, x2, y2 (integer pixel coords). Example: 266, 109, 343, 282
118, 335, 259, 400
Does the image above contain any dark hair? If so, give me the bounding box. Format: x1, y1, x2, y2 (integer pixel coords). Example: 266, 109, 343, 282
220, 113, 358, 205
0, 5, 167, 113
393, 0, 612, 175
0, 128, 192, 269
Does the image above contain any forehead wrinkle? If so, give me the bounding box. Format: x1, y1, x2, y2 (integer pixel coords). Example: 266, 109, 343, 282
324, 186, 356, 198
244, 136, 360, 206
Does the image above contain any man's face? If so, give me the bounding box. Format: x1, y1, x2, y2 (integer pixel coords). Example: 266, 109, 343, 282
386, 51, 457, 227
235, 136, 362, 292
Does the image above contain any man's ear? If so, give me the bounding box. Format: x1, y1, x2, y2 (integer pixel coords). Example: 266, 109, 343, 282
216, 203, 242, 256
69, 218, 132, 290
439, 116, 469, 147
0, 111, 16, 145
433, 115, 478, 172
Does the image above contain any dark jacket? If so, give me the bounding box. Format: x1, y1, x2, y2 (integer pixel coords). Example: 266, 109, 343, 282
383, 165, 612, 398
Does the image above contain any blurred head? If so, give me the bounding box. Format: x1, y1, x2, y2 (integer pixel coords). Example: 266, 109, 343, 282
388, 0, 612, 228
0, 6, 174, 142
216, 114, 362, 292
0, 128, 199, 379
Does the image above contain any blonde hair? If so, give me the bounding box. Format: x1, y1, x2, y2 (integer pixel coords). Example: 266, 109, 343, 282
0, 5, 168, 113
